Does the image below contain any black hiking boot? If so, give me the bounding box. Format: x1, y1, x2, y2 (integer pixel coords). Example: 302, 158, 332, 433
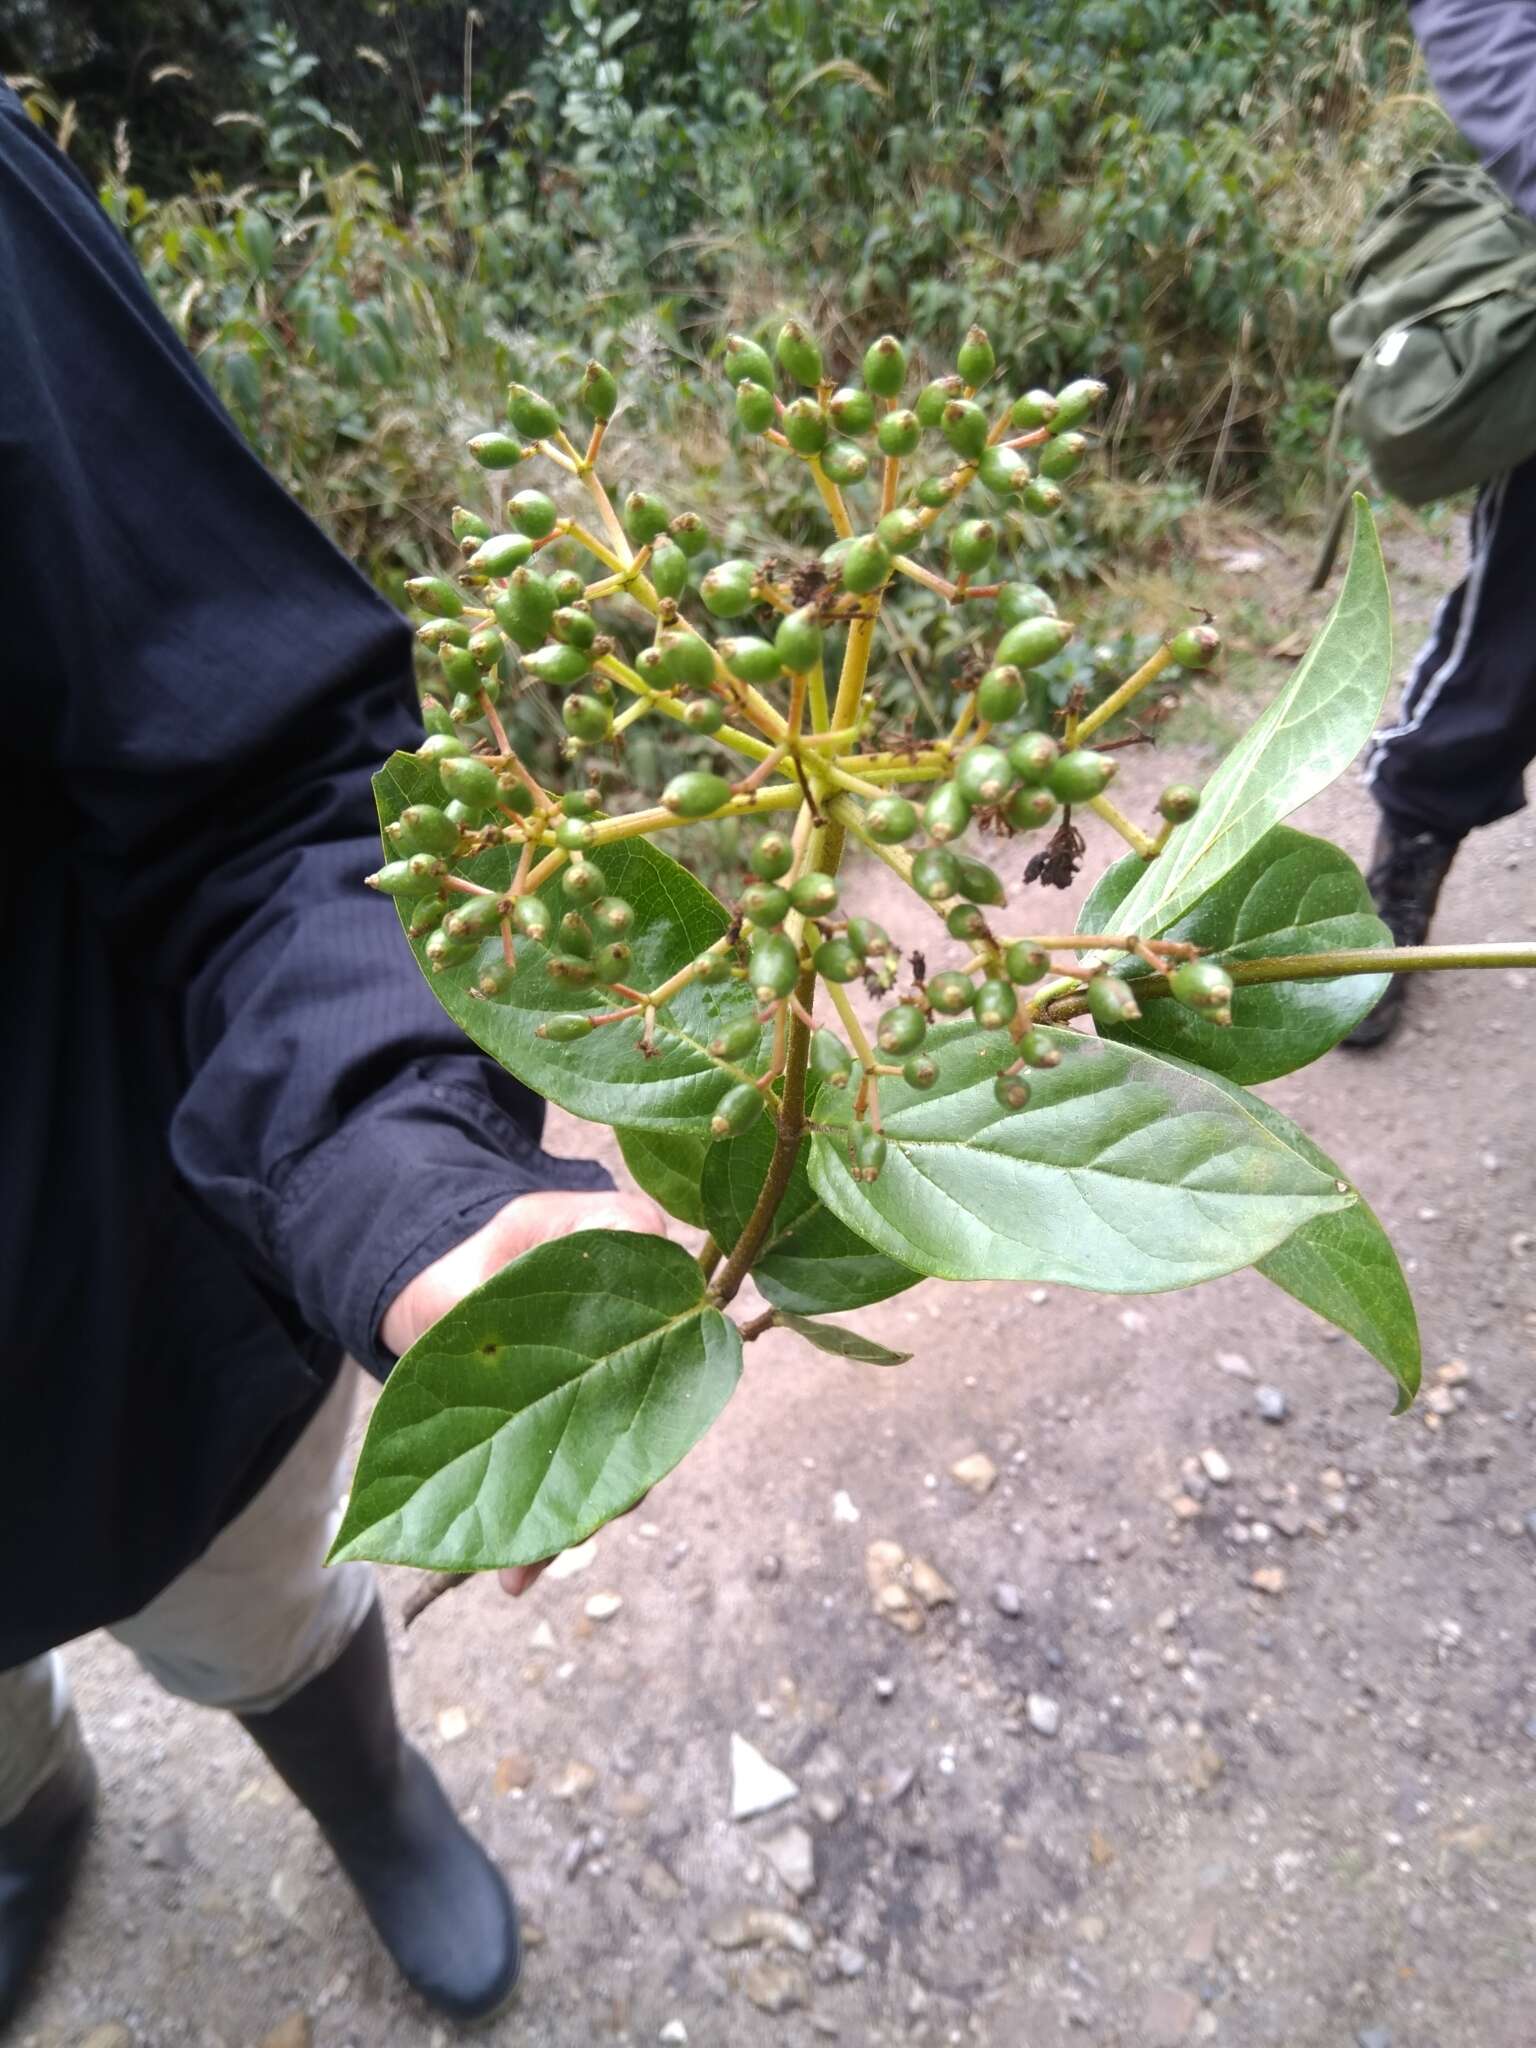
0, 1737, 97, 2028
1342, 818, 1459, 1049
237, 1604, 520, 2022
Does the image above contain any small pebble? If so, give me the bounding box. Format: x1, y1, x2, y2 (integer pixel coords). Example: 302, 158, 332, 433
1199, 1448, 1232, 1487
584, 1592, 622, 1622
1026, 1693, 1061, 1738
992, 1581, 1025, 1618
1357, 2030, 1393, 2048
1255, 1384, 1289, 1423
874, 1675, 897, 1702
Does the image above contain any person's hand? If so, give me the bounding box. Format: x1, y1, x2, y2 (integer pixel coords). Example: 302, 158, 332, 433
379, 1188, 668, 1599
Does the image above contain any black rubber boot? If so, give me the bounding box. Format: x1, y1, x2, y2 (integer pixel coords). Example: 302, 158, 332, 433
237, 1605, 519, 2023
1343, 817, 1459, 1049
0, 1738, 97, 2029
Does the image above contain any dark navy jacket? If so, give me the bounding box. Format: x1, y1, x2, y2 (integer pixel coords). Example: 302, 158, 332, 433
0, 91, 603, 1665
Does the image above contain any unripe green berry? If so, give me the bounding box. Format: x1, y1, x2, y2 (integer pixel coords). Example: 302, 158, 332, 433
512, 895, 554, 943
811, 1028, 854, 1088
719, 635, 783, 685
876, 507, 925, 553
579, 359, 618, 421
552, 605, 597, 649
820, 438, 870, 485
1171, 623, 1222, 669
865, 795, 919, 844
467, 532, 534, 577
925, 969, 975, 1015
996, 581, 1058, 628
978, 443, 1028, 497
452, 506, 492, 543
849, 1123, 888, 1182
1017, 1025, 1062, 1068
406, 575, 463, 619
976, 665, 1025, 723
1004, 941, 1050, 985
701, 559, 758, 618
1007, 731, 1060, 782
367, 856, 443, 899
790, 870, 840, 916
1050, 377, 1108, 432
442, 892, 504, 940
876, 409, 922, 457
507, 383, 560, 439
954, 853, 1007, 906
955, 744, 1014, 807
546, 951, 596, 989
775, 605, 823, 674
556, 910, 594, 957
994, 1073, 1032, 1111
417, 733, 469, 765
1004, 785, 1058, 831
525, 641, 590, 688
591, 895, 634, 937
915, 375, 964, 429
829, 386, 876, 436
1086, 974, 1142, 1027
509, 488, 557, 538
548, 569, 585, 606
949, 518, 998, 575
840, 534, 893, 595
1011, 389, 1058, 429
782, 395, 828, 455
903, 1052, 940, 1091
877, 1003, 927, 1055
972, 978, 1018, 1031
437, 754, 500, 809
561, 858, 606, 904
471, 956, 515, 1000
537, 1014, 596, 1043
669, 511, 710, 557
923, 780, 972, 844
624, 491, 670, 545
749, 832, 795, 880
940, 399, 989, 461
1023, 478, 1065, 517
911, 846, 961, 901
663, 769, 733, 818
1170, 959, 1235, 1023
711, 1082, 765, 1140
692, 949, 732, 984
1038, 431, 1088, 483
946, 901, 990, 942
468, 433, 526, 471
749, 932, 801, 1002
684, 698, 725, 734
1047, 748, 1117, 804
494, 567, 557, 651
996, 615, 1074, 670
741, 882, 791, 928
723, 333, 775, 388
397, 804, 460, 857
844, 916, 891, 958
649, 536, 689, 601
424, 925, 476, 972
415, 617, 471, 649
561, 788, 603, 819
863, 334, 907, 398
1158, 783, 1202, 823
554, 815, 595, 850
814, 937, 864, 984
435, 643, 481, 699
776, 319, 823, 388
710, 1016, 763, 1061
466, 624, 506, 672
915, 472, 963, 509
420, 698, 457, 737
659, 629, 718, 690
957, 324, 996, 387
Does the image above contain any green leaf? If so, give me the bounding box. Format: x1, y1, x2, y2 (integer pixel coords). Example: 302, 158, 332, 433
376, 754, 764, 1133
807, 1024, 1353, 1293
617, 1126, 710, 1228
775, 1312, 912, 1365
702, 1113, 919, 1315
330, 1231, 741, 1570
1106, 498, 1392, 939
1078, 827, 1390, 1081
1154, 1062, 1419, 1409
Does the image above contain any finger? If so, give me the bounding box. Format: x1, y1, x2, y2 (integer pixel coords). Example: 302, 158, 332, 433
497, 1559, 553, 1598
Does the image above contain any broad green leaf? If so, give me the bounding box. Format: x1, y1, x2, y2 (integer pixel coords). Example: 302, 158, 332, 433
330, 1231, 740, 1570
1106, 498, 1392, 939
776, 1312, 912, 1366
375, 754, 764, 1133
702, 1114, 920, 1315
807, 1023, 1353, 1292
1077, 827, 1390, 1081
1160, 1061, 1420, 1409
618, 1126, 710, 1228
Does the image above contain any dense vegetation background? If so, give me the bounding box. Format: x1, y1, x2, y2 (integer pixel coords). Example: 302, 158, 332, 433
6, 2, 1443, 600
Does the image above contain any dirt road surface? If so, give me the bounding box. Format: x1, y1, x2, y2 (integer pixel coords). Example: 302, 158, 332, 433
17, 520, 1536, 2048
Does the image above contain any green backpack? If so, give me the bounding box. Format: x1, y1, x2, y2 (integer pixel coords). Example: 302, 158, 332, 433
1329, 159, 1536, 507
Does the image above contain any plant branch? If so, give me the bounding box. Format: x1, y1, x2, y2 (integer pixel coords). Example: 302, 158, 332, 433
1073, 641, 1178, 745
709, 963, 816, 1307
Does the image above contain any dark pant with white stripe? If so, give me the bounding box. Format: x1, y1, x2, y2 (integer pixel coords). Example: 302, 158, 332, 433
1367, 453, 1536, 843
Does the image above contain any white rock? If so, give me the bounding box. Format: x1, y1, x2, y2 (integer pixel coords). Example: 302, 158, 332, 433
436, 1705, 469, 1743
1215, 1350, 1255, 1380
730, 1733, 798, 1821
546, 1538, 597, 1580
761, 1822, 816, 1898
584, 1591, 623, 1621
530, 1619, 557, 1651
1026, 1693, 1061, 1738
950, 1452, 998, 1496
832, 1489, 860, 1524
1199, 1448, 1233, 1487
659, 2024, 689, 2045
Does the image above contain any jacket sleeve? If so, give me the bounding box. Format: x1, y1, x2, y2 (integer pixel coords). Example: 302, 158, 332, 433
1411, 0, 1536, 222
0, 97, 607, 1375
